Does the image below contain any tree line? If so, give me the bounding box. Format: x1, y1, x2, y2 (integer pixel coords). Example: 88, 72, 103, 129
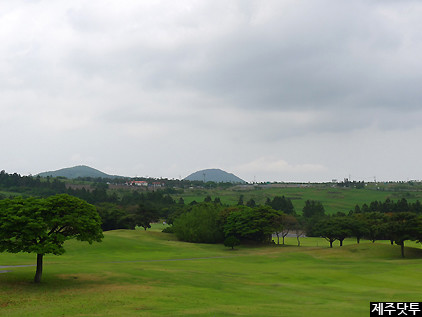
2, 171, 422, 257
0, 171, 179, 231
167, 196, 422, 257
0, 170, 237, 197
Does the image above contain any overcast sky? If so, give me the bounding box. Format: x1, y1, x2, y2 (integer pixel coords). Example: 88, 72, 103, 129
1, 0, 422, 182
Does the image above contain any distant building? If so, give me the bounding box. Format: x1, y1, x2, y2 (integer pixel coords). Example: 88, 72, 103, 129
128, 180, 148, 187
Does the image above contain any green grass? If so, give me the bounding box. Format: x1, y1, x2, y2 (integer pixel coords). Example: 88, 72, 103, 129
1, 229, 421, 316
175, 186, 422, 215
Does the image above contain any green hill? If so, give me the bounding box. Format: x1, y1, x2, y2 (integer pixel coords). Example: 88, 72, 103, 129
37, 165, 123, 179
184, 168, 246, 183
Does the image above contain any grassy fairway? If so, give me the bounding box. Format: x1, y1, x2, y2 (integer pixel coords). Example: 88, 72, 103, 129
176, 186, 422, 215
1, 227, 421, 316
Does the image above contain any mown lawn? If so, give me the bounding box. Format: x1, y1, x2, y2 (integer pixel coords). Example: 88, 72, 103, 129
1, 227, 421, 316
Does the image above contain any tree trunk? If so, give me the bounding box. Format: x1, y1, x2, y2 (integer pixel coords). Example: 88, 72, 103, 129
297, 236, 300, 247
401, 242, 405, 258
276, 233, 279, 245
329, 240, 333, 248
34, 254, 43, 283
282, 235, 285, 245
356, 237, 360, 244
390, 240, 394, 245
339, 240, 343, 247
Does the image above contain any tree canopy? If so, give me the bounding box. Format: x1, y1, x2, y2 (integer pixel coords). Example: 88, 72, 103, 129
224, 206, 282, 244
173, 203, 224, 243
0, 194, 103, 282
302, 200, 325, 219
132, 203, 159, 230
266, 196, 295, 215
388, 212, 421, 257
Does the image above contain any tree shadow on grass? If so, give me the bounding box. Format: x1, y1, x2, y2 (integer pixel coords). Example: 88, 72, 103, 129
0, 271, 109, 291
400, 245, 422, 259
223, 248, 239, 252
314, 243, 422, 260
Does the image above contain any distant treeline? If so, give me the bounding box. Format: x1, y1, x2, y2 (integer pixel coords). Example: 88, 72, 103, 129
2, 171, 422, 257
0, 170, 236, 196
0, 171, 177, 231
0, 171, 67, 197
167, 195, 422, 257
351, 198, 422, 214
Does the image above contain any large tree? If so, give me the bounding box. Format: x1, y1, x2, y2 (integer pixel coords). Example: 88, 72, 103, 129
332, 217, 353, 247
293, 220, 306, 247
388, 212, 420, 258
302, 200, 326, 236
348, 214, 369, 244
133, 203, 159, 230
273, 214, 297, 245
173, 203, 224, 243
0, 194, 103, 283
313, 218, 341, 248
96, 202, 135, 231
365, 212, 387, 243
268, 196, 295, 215
302, 200, 325, 219
224, 206, 281, 244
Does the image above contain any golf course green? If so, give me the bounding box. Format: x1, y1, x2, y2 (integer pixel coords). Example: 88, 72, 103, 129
1, 225, 421, 316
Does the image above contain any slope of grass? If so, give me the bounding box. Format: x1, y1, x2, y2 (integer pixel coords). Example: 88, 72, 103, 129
176, 186, 422, 215
1, 229, 421, 316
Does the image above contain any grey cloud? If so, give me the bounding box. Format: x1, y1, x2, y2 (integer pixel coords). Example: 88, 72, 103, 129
52, 0, 422, 116
1, 0, 422, 181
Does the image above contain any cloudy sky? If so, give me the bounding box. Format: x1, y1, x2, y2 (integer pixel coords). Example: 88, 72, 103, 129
1, 0, 422, 182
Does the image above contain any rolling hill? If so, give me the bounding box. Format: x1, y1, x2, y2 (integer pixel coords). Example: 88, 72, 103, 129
37, 165, 123, 179
184, 168, 246, 183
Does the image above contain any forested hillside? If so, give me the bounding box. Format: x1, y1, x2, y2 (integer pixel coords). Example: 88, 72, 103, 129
1, 170, 422, 256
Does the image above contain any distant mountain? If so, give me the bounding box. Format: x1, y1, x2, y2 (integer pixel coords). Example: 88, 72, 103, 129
184, 169, 246, 183
37, 165, 123, 179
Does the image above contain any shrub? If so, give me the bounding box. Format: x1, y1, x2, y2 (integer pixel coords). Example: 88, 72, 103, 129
162, 226, 175, 233
224, 236, 240, 249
